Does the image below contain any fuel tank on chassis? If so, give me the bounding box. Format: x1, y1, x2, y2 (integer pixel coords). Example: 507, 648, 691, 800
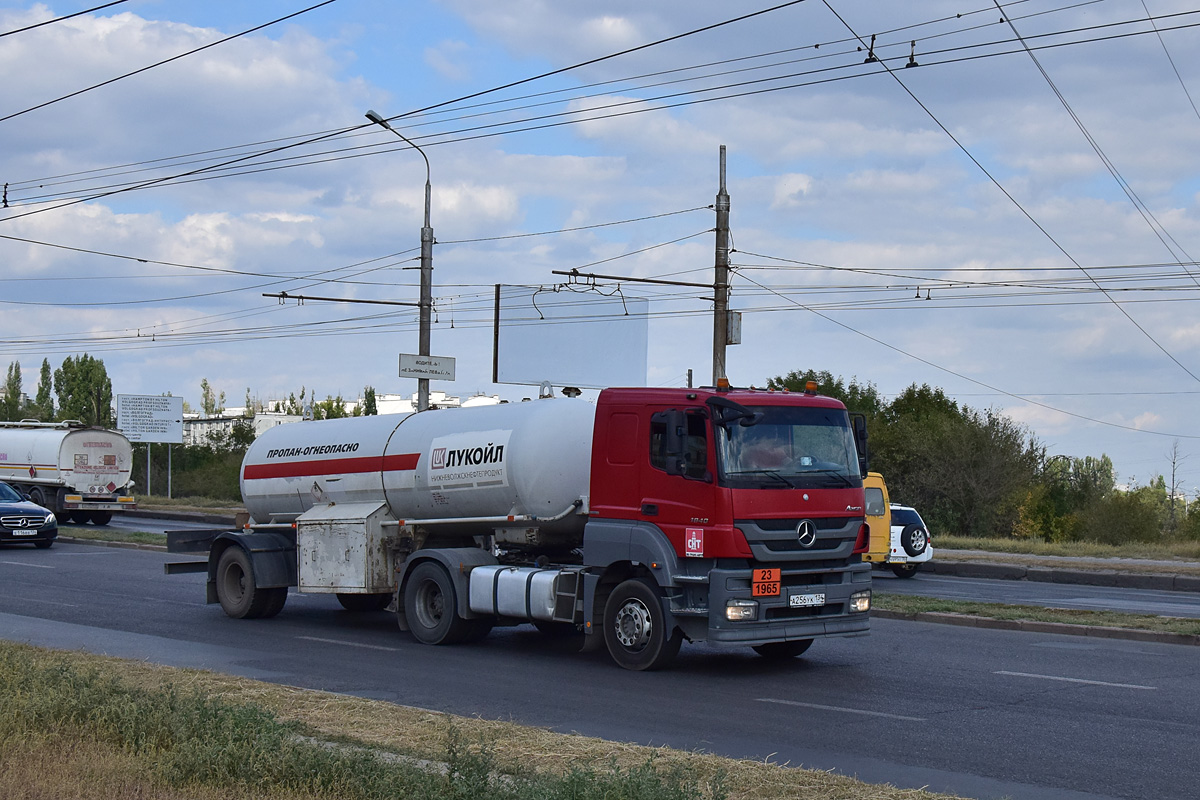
240, 399, 596, 544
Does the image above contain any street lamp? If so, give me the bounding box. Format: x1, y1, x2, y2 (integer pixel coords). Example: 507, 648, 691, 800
365, 109, 434, 413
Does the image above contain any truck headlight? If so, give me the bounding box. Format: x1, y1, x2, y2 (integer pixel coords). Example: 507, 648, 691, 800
725, 599, 758, 621
849, 590, 871, 613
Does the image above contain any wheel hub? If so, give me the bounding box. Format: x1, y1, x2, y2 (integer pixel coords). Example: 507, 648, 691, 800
613, 598, 652, 649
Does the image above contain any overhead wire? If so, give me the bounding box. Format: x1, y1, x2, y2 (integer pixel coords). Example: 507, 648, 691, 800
0, 1, 129, 38
821, 0, 1200, 386
0, 1, 341, 124
7, 3, 1193, 208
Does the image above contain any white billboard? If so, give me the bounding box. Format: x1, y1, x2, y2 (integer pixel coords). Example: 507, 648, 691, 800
493, 285, 648, 389
117, 394, 184, 444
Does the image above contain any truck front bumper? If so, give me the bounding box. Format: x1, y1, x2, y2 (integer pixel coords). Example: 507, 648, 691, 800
687, 562, 872, 646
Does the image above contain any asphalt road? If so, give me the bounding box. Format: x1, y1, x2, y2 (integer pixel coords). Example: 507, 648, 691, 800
872, 569, 1200, 619
1, 540, 1196, 800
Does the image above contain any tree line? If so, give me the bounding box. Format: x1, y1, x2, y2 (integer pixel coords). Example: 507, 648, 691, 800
2, 355, 114, 426
769, 369, 1200, 543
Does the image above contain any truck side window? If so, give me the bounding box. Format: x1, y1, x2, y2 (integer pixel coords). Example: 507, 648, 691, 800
650, 412, 708, 480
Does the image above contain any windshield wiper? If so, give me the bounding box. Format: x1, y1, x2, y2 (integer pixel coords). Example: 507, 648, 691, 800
727, 469, 796, 488
803, 468, 855, 487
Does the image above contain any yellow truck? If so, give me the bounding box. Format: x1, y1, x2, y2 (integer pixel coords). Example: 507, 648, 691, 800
862, 472, 932, 578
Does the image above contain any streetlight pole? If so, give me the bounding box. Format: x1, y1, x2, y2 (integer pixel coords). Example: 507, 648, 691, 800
365, 109, 434, 412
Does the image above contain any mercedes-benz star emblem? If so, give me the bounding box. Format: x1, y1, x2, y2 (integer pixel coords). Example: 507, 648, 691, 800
796, 519, 817, 548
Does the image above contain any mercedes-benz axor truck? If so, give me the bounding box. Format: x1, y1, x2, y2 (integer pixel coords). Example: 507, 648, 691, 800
167, 384, 872, 670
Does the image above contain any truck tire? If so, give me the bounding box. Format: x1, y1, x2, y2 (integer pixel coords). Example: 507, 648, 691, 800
891, 563, 920, 579
28, 487, 48, 509
602, 578, 682, 671
336, 592, 392, 612
403, 561, 474, 645
900, 524, 928, 557
215, 547, 280, 620
88, 512, 112, 526
752, 639, 813, 659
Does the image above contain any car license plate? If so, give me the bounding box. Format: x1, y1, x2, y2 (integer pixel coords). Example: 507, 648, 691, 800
789, 592, 825, 608
891, 555, 908, 563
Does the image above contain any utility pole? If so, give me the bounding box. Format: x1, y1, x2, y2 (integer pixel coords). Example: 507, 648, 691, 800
366, 110, 434, 412
713, 146, 731, 386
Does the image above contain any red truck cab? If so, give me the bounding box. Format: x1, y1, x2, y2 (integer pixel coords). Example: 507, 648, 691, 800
582, 386, 871, 668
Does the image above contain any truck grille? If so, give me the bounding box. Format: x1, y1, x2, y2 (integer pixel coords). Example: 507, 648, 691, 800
736, 516, 863, 562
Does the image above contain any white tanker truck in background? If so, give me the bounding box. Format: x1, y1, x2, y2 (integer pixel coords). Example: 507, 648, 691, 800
167, 385, 873, 670
0, 420, 137, 524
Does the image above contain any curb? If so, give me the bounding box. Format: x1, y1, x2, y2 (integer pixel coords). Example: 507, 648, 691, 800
872, 609, 1200, 646
926, 558, 1200, 594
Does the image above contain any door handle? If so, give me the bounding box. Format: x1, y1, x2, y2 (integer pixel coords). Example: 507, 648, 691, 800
641, 503, 658, 516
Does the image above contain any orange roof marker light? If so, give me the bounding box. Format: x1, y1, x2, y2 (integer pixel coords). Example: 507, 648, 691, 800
804, 380, 819, 395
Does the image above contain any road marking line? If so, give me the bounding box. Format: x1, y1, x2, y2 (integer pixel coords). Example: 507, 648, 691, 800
994, 671, 1157, 690
0, 594, 79, 607
757, 698, 926, 721
298, 635, 400, 652
0, 560, 54, 569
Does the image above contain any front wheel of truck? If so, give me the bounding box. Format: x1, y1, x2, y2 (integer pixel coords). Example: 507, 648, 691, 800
603, 578, 682, 671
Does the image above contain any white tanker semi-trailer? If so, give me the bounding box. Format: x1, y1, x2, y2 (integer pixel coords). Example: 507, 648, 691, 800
167, 385, 874, 670
0, 420, 137, 524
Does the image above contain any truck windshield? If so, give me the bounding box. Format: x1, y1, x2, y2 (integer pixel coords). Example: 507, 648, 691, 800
715, 405, 861, 490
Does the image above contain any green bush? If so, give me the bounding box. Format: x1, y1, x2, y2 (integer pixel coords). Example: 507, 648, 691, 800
1074, 492, 1163, 545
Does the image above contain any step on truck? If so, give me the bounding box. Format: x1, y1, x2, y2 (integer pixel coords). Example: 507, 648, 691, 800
167, 384, 873, 670
0, 420, 138, 524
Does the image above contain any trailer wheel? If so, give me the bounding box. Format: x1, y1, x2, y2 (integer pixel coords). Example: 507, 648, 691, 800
28, 487, 47, 509
890, 563, 920, 579
752, 639, 813, 659
403, 562, 472, 645
337, 592, 392, 612
259, 587, 288, 619
215, 547, 277, 619
88, 512, 112, 526
603, 578, 682, 671
69, 512, 89, 524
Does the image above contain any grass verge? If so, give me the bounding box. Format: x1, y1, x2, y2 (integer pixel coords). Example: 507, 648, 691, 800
873, 593, 1200, 636
934, 535, 1200, 562
0, 641, 961, 800
59, 525, 167, 547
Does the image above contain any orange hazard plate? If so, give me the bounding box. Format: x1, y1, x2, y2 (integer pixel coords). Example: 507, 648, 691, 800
752, 568, 781, 597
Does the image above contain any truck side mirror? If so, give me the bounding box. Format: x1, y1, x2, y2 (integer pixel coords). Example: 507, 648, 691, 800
851, 413, 869, 478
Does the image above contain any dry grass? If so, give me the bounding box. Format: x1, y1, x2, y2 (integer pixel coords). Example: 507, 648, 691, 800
875, 594, 1200, 636
0, 736, 328, 800
13, 646, 962, 800
935, 535, 1200, 563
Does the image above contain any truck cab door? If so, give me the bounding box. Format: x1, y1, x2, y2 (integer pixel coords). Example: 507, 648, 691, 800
641, 409, 725, 558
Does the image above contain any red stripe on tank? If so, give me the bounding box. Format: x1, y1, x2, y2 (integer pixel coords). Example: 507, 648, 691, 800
242, 453, 420, 481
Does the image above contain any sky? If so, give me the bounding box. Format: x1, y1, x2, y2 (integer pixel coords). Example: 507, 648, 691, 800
2, 0, 1199, 493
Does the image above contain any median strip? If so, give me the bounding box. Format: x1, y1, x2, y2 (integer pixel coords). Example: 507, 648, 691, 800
873, 594, 1200, 645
